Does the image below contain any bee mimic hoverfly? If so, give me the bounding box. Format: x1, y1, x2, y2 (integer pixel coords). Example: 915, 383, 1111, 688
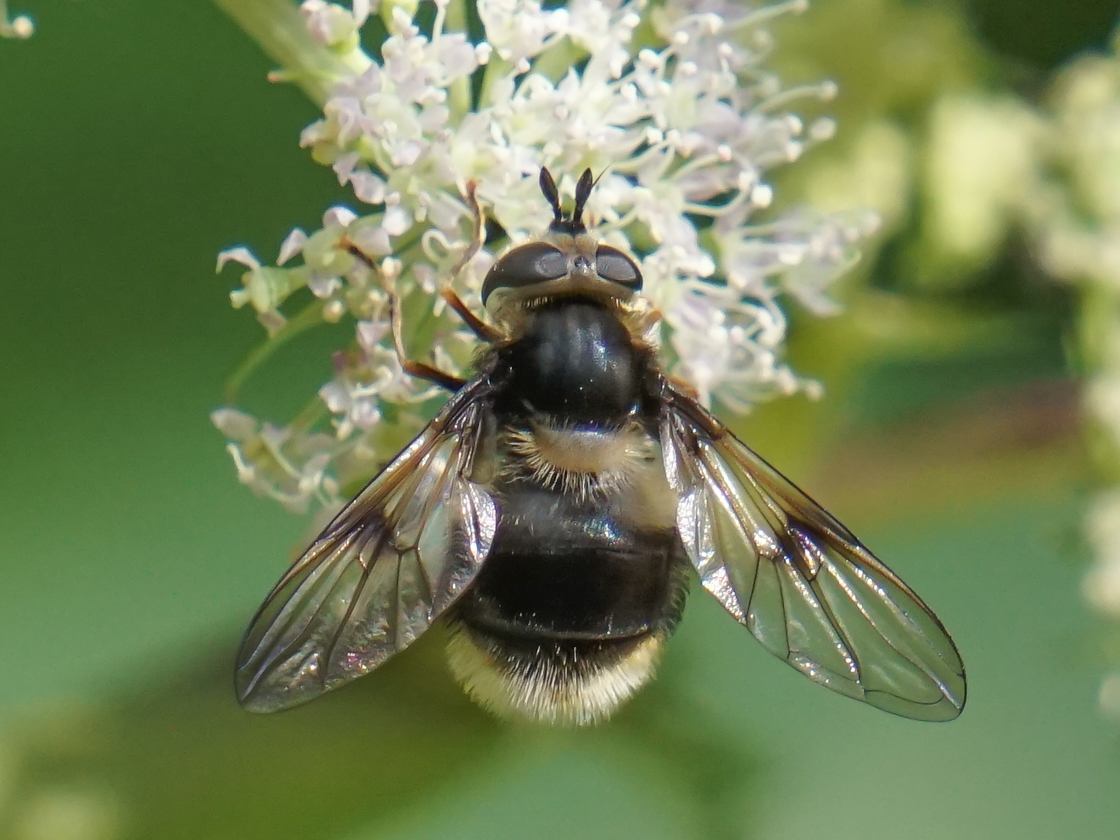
234, 169, 966, 725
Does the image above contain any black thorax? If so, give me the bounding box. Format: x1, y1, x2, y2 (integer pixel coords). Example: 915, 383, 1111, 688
491, 300, 650, 427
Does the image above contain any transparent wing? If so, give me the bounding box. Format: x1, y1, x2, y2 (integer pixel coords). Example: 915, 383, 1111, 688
661, 384, 966, 721
235, 379, 498, 713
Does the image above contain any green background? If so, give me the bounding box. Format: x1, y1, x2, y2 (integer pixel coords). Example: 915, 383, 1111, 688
1, 1, 1118, 838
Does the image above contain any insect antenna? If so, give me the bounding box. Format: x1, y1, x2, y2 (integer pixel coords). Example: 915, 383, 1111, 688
571, 168, 594, 231
539, 168, 563, 228
540, 166, 598, 234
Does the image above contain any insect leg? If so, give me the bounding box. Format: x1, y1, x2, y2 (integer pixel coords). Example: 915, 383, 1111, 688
389, 292, 467, 392
441, 288, 502, 343
441, 180, 504, 343
665, 374, 702, 402
448, 180, 484, 278
341, 238, 467, 392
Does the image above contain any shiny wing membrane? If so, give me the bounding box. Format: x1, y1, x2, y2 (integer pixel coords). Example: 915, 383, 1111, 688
235, 378, 498, 713
660, 382, 966, 721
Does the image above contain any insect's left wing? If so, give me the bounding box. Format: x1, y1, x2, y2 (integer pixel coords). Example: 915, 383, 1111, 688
660, 383, 966, 721
235, 378, 498, 713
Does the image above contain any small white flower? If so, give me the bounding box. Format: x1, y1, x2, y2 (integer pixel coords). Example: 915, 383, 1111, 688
925, 94, 1047, 266
477, 0, 566, 64
1100, 673, 1120, 721
302, 0, 367, 47
1084, 489, 1120, 617
211, 408, 340, 512
216, 0, 875, 511
0, 1, 32, 38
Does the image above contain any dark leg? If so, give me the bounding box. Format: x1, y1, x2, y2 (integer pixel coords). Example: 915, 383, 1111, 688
442, 181, 504, 343
389, 293, 467, 392
442, 288, 503, 343
340, 237, 467, 392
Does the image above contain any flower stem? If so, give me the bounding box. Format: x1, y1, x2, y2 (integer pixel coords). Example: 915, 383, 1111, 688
223, 300, 326, 403
210, 0, 351, 105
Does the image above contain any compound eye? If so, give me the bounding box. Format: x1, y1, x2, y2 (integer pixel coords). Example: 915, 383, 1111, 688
481, 242, 568, 304
595, 245, 642, 291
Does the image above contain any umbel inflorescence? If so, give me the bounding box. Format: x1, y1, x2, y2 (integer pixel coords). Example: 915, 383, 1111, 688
213, 0, 875, 513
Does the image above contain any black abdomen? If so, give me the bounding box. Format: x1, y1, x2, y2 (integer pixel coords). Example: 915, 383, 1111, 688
453, 486, 685, 641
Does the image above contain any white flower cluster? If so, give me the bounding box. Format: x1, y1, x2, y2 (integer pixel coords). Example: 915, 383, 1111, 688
1025, 34, 1120, 719
924, 94, 1047, 268
1032, 49, 1120, 290
215, 0, 875, 512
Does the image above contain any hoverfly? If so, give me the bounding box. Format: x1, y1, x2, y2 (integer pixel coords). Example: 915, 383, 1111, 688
234, 169, 966, 724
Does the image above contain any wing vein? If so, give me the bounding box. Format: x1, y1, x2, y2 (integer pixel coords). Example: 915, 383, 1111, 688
234, 377, 498, 712
659, 378, 965, 721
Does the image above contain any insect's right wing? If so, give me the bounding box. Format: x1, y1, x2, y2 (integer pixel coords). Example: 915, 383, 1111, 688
235, 378, 498, 713
660, 383, 966, 721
